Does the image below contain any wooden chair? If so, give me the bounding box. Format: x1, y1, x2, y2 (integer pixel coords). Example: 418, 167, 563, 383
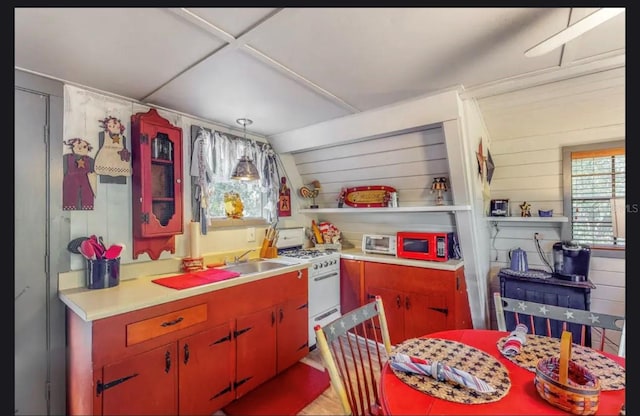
314, 296, 393, 416
493, 292, 625, 357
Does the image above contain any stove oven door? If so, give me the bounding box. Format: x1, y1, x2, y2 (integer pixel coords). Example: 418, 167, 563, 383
309, 306, 341, 348
308, 266, 340, 316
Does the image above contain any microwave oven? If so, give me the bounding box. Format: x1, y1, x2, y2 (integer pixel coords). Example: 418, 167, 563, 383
362, 234, 397, 256
396, 231, 460, 262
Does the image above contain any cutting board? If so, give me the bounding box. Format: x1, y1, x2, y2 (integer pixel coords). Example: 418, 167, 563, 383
152, 268, 241, 290
344, 185, 396, 207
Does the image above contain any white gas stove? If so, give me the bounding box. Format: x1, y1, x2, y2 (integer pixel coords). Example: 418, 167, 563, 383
276, 228, 342, 348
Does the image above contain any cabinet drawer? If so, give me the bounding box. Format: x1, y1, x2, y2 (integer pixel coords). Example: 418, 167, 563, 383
126, 303, 207, 346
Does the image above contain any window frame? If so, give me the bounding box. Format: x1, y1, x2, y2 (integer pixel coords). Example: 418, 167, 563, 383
561, 140, 625, 259
190, 125, 270, 230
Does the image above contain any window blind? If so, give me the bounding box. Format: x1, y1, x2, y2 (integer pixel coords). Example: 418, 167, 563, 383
571, 148, 625, 248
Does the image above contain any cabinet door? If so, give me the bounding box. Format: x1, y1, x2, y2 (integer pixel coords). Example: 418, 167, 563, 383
141, 122, 183, 236
235, 307, 277, 398
403, 291, 449, 339
365, 286, 405, 345
179, 323, 235, 415
340, 259, 362, 314
277, 299, 309, 373
101, 343, 177, 416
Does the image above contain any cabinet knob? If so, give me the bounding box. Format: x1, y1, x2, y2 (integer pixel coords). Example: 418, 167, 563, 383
176, 178, 181, 183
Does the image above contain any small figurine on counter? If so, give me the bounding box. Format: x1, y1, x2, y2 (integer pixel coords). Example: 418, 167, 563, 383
519, 201, 532, 217
337, 187, 347, 208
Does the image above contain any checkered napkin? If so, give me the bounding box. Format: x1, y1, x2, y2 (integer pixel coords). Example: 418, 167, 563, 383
501, 323, 528, 356
390, 352, 496, 393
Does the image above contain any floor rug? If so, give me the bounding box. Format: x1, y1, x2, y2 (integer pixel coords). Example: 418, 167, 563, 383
222, 361, 330, 416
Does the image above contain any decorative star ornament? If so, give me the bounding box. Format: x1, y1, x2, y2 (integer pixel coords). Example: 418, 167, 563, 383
564, 310, 575, 320
517, 301, 528, 311
76, 158, 86, 168
538, 305, 549, 315
110, 134, 121, 144
588, 314, 601, 324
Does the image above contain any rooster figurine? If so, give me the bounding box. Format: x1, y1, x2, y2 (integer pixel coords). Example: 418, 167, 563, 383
299, 180, 321, 208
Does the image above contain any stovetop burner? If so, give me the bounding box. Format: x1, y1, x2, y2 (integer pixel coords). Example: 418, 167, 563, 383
278, 248, 339, 259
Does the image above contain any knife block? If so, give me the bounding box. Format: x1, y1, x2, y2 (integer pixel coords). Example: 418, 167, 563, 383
261, 246, 278, 258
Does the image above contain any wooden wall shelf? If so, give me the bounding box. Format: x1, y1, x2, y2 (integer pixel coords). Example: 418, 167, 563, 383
299, 205, 471, 214
486, 216, 568, 223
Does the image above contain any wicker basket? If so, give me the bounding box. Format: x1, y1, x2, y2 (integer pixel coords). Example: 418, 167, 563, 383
534, 331, 601, 415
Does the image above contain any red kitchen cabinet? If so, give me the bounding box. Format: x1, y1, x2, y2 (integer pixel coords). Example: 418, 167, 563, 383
364, 262, 472, 345
235, 306, 277, 399
340, 259, 363, 314
66, 270, 308, 416
179, 324, 235, 415
276, 298, 309, 373
131, 108, 183, 260
100, 343, 178, 416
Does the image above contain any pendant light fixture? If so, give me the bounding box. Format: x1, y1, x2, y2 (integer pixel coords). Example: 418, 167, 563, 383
231, 118, 260, 181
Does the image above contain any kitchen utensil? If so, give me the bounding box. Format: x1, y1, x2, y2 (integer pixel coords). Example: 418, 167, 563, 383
105, 244, 125, 260
89, 235, 105, 259
80, 239, 96, 260
509, 248, 528, 272
67, 237, 88, 254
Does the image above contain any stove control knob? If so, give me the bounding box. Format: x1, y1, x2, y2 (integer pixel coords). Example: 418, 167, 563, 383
313, 264, 319, 270
323, 261, 329, 267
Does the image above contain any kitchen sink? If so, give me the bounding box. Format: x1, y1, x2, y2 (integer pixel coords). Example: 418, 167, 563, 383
222, 260, 291, 275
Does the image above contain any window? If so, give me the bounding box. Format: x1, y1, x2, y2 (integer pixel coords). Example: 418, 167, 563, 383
191, 127, 281, 228
562, 141, 625, 258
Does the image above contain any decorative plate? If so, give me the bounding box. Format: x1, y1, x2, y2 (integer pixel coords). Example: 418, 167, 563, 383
343, 185, 396, 208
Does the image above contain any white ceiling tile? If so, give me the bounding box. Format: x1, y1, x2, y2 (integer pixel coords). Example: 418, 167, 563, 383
146, 48, 351, 136
14, 8, 225, 100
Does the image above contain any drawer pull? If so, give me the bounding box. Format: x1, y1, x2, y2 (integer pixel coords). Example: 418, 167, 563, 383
96, 373, 139, 395
279, 308, 284, 323
297, 342, 309, 351
183, 344, 189, 364
297, 303, 308, 310
165, 350, 171, 373
161, 316, 184, 327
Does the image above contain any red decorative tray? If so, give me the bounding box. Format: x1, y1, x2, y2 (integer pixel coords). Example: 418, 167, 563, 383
344, 185, 396, 208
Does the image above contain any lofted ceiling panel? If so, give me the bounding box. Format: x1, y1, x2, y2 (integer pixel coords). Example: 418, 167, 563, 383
14, 8, 225, 100
146, 48, 351, 136
14, 7, 625, 138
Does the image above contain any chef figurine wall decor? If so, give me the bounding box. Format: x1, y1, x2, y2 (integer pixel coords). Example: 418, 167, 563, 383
94, 115, 131, 184
63, 138, 97, 210
278, 176, 291, 217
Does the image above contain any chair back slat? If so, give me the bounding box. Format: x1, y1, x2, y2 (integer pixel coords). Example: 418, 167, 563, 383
315, 296, 392, 415
494, 292, 625, 357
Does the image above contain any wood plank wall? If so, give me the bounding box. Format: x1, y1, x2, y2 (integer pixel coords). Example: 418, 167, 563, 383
290, 126, 458, 247
478, 67, 625, 352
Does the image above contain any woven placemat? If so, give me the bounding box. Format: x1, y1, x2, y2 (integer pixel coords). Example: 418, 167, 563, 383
497, 334, 625, 390
390, 338, 511, 404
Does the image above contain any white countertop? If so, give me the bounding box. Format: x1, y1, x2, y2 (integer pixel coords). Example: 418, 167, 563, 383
59, 260, 309, 322
339, 248, 464, 271
59, 251, 463, 322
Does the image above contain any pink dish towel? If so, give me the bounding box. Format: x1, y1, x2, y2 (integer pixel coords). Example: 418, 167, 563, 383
390, 353, 496, 393
501, 323, 528, 356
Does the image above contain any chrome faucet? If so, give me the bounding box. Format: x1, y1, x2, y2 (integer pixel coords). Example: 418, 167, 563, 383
230, 249, 255, 265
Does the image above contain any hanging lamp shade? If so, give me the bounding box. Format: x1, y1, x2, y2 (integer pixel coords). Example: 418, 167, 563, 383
231, 118, 260, 181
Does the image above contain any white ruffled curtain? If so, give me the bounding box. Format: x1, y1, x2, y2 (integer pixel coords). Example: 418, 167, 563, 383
192, 127, 280, 225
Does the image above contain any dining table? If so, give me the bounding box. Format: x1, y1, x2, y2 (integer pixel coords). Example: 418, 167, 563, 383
379, 329, 625, 415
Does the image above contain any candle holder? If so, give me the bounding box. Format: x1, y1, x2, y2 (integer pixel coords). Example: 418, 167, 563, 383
431, 177, 448, 205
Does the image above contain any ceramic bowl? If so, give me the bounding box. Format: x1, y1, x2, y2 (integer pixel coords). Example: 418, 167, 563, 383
538, 209, 553, 217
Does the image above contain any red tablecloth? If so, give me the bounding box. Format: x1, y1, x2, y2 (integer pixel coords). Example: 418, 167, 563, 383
379, 329, 625, 415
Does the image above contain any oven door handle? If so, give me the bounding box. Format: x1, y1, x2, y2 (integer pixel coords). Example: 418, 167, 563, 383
313, 272, 339, 282
314, 308, 339, 321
